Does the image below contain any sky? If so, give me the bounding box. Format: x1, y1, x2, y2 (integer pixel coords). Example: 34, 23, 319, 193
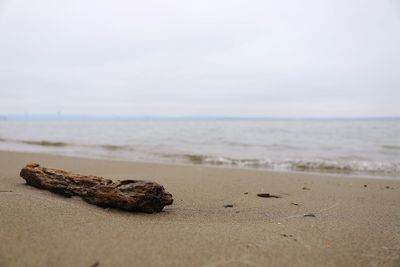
0, 0, 399, 117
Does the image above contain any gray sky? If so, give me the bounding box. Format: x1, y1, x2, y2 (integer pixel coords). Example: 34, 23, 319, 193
0, 0, 399, 117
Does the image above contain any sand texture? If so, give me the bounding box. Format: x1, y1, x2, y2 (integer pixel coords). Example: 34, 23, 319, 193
0, 151, 399, 267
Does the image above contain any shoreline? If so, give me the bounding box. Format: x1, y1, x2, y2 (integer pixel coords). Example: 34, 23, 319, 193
1, 150, 399, 266
0, 149, 397, 181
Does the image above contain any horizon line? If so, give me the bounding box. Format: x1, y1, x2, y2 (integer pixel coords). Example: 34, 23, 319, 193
1, 114, 400, 121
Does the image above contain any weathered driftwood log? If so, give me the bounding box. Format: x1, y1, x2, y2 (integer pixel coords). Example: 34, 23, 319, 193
20, 163, 173, 213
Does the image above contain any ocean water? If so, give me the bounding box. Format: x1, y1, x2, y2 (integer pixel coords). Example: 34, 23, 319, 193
0, 119, 399, 178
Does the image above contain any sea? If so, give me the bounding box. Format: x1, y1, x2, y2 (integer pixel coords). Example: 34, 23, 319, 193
0, 119, 399, 179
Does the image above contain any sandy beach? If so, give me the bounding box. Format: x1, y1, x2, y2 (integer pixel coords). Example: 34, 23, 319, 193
0, 150, 399, 267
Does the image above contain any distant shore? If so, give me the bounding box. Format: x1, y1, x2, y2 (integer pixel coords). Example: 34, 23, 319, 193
1, 150, 399, 267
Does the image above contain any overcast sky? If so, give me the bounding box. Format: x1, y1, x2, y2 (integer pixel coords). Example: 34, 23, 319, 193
0, 0, 399, 117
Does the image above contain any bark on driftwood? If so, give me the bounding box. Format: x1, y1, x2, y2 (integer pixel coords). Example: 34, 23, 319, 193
20, 163, 173, 213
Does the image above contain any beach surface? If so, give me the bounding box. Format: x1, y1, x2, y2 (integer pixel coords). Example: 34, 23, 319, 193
0, 150, 399, 267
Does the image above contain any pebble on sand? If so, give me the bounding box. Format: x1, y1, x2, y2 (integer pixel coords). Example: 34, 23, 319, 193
257, 193, 281, 198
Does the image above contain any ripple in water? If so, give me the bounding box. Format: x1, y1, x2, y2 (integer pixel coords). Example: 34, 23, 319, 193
0, 120, 399, 178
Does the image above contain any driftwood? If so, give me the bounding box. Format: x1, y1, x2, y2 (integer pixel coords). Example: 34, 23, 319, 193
20, 163, 173, 213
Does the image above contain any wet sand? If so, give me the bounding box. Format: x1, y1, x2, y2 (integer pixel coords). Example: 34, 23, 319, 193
0, 150, 399, 267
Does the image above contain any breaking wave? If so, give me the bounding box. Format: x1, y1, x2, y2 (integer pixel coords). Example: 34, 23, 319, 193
176, 154, 400, 176
381, 145, 400, 150
8, 139, 130, 151
20, 140, 68, 147
97, 144, 129, 151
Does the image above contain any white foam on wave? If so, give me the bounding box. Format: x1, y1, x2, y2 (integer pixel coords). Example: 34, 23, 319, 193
183, 154, 400, 176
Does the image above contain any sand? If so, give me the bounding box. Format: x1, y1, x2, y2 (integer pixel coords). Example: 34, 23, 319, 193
0, 151, 399, 267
